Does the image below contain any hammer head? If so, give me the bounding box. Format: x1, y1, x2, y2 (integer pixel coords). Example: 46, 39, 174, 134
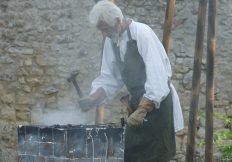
67, 70, 79, 82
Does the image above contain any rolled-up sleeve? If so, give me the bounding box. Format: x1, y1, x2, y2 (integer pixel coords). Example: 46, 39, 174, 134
134, 24, 170, 108
90, 38, 124, 101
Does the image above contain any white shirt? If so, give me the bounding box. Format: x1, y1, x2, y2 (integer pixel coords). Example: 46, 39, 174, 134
90, 20, 184, 132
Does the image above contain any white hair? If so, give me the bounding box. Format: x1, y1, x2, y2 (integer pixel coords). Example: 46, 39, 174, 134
89, 0, 124, 27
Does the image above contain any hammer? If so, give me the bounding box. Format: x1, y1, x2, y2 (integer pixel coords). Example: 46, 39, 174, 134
67, 71, 105, 124
67, 71, 84, 98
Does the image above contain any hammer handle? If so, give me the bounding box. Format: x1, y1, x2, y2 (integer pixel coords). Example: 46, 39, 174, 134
72, 79, 84, 98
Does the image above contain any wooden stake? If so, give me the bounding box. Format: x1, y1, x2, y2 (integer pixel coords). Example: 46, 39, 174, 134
185, 0, 208, 162
162, 0, 175, 54
205, 0, 216, 161
95, 104, 105, 124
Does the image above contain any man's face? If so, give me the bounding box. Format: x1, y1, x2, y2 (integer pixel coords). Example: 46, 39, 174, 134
97, 20, 120, 42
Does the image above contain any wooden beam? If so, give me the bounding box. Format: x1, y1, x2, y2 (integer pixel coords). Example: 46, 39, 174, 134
185, 0, 208, 161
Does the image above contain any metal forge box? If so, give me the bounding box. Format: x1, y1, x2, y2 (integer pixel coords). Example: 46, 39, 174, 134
18, 124, 124, 162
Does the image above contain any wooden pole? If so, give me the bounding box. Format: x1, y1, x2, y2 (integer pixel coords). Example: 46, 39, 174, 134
95, 104, 105, 124
205, 0, 216, 161
185, 0, 208, 161
162, 0, 175, 54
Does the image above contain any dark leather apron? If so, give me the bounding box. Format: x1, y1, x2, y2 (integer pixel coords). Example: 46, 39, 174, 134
111, 27, 176, 162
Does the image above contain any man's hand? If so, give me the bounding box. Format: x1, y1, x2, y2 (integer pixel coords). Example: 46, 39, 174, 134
126, 97, 155, 127
126, 109, 147, 127
79, 96, 96, 112
78, 87, 106, 112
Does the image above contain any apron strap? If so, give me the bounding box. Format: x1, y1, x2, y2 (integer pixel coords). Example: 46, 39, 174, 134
125, 19, 133, 41
126, 27, 132, 41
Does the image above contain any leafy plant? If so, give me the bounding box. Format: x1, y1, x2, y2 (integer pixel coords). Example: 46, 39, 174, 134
196, 111, 232, 161
214, 112, 232, 160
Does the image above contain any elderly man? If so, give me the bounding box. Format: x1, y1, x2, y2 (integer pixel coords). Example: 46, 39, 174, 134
79, 1, 184, 162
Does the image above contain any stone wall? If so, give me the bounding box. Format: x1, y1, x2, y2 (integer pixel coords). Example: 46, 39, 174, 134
0, 0, 231, 161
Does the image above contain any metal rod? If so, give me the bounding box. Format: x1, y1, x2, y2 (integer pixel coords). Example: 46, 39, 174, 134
104, 133, 109, 162
185, 0, 208, 162
205, 0, 216, 161
90, 134, 94, 162
162, 0, 175, 54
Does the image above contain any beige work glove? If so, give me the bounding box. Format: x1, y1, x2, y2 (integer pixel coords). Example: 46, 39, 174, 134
79, 87, 106, 112
127, 97, 155, 127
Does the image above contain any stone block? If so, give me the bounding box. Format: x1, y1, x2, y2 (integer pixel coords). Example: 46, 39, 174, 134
0, 104, 16, 121
36, 55, 47, 66
1, 93, 15, 103
0, 72, 16, 81
19, 77, 26, 84
29, 67, 44, 75
0, 149, 17, 162
23, 85, 31, 93
6, 47, 34, 55
17, 68, 29, 76
0, 19, 7, 27
43, 87, 59, 95
16, 111, 31, 122
24, 58, 33, 66
0, 55, 14, 64
45, 69, 56, 75
26, 77, 44, 85
17, 94, 33, 104
0, 84, 4, 91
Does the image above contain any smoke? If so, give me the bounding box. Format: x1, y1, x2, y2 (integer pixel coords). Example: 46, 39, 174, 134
32, 108, 95, 126
29, 84, 99, 126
